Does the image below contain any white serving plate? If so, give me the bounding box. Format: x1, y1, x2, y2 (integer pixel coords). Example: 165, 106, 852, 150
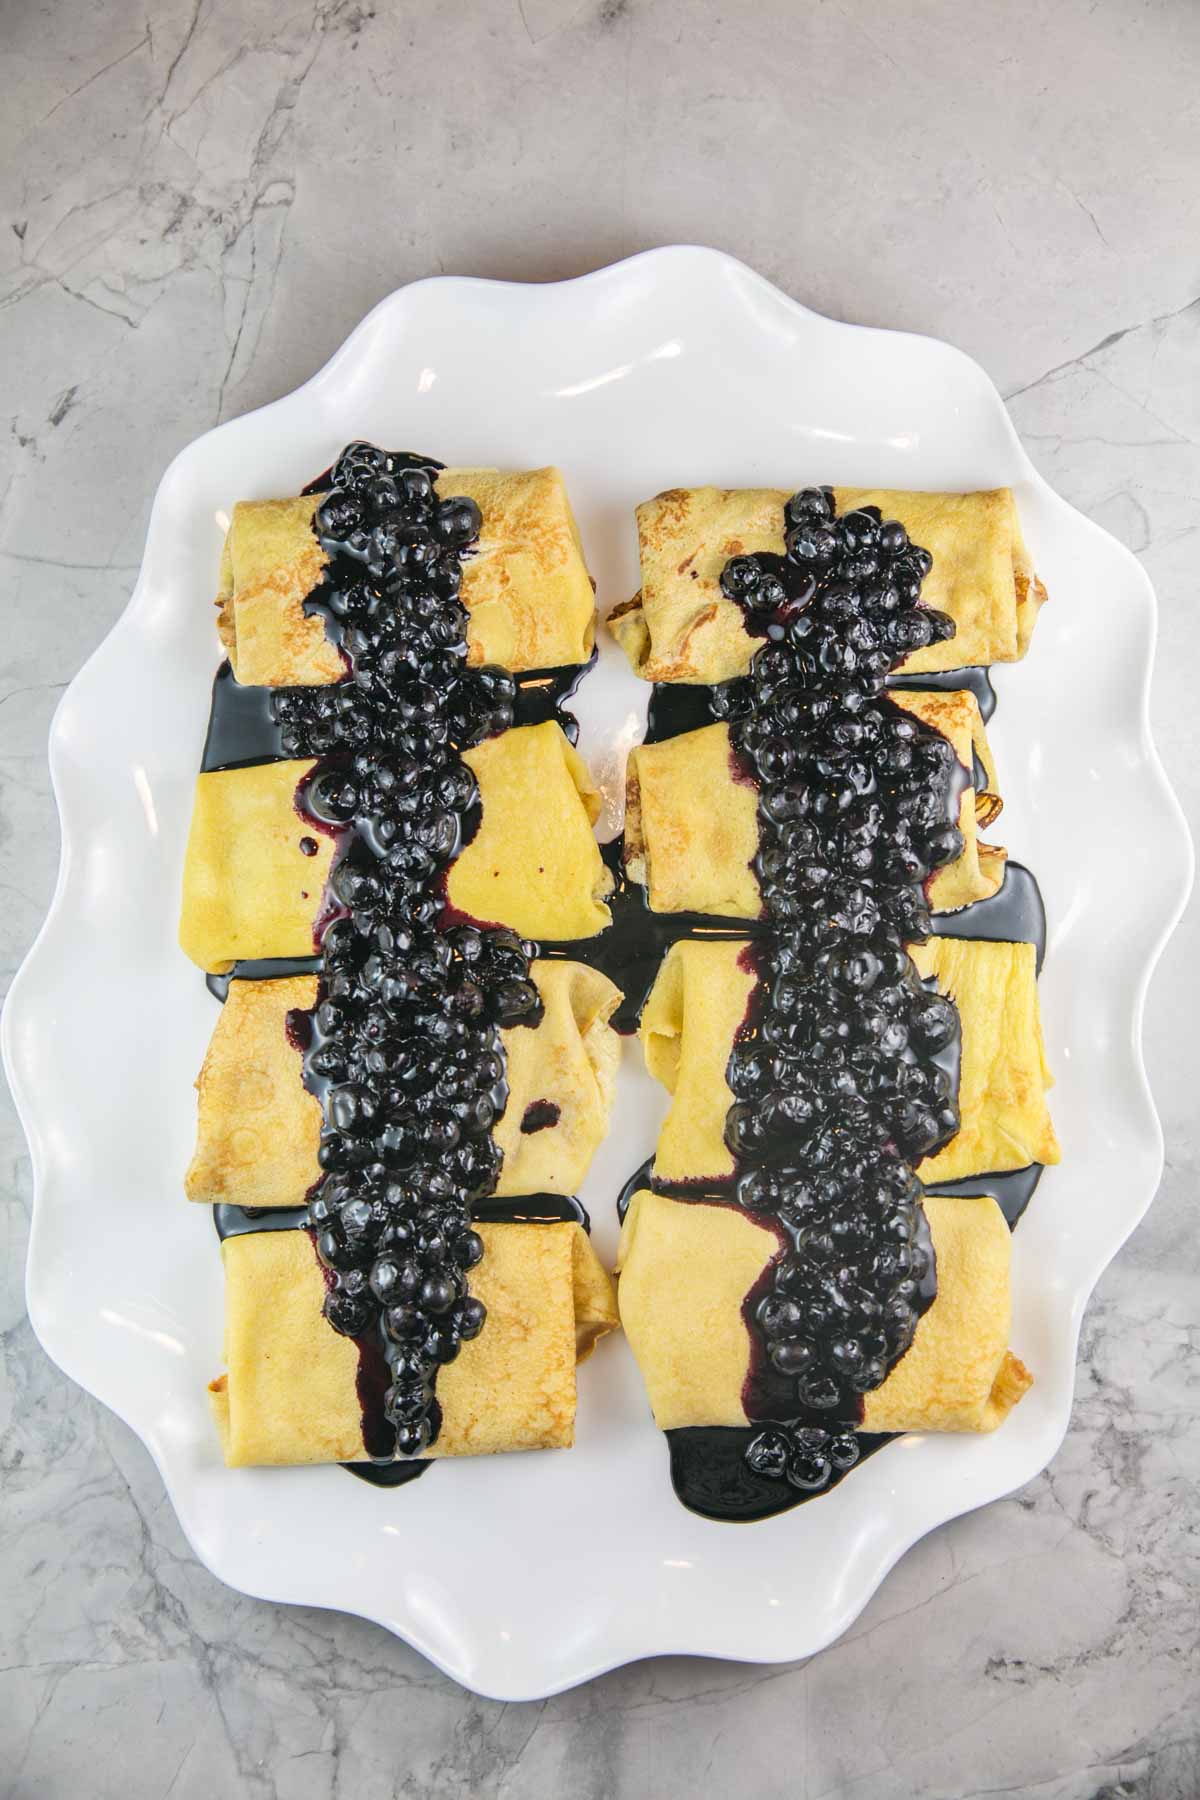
4, 247, 1192, 1701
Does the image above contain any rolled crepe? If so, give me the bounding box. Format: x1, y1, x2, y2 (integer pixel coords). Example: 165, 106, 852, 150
446, 721, 613, 940
626, 723, 761, 919
626, 693, 1004, 920
640, 935, 1057, 1185
179, 723, 610, 973
215, 496, 344, 687
185, 961, 622, 1208
615, 1188, 1032, 1433
217, 467, 596, 684
210, 1221, 619, 1465
179, 759, 336, 973
640, 939, 759, 1184
185, 974, 322, 1208
609, 486, 1046, 683
913, 936, 1061, 1180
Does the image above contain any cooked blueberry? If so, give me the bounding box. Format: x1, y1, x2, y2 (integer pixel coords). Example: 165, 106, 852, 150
785, 1449, 831, 1491
490, 977, 541, 1024
323, 1288, 374, 1336
827, 1432, 861, 1472
758, 1294, 805, 1336
769, 1336, 816, 1376
392, 1420, 431, 1457
724, 1102, 768, 1156
457, 1296, 487, 1339
315, 489, 363, 539
399, 467, 435, 508
745, 1429, 791, 1478
419, 1276, 458, 1314
797, 1374, 842, 1410
386, 1381, 430, 1423
434, 496, 483, 546
912, 994, 957, 1049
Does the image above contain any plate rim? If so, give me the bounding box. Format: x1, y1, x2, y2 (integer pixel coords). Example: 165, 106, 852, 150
4, 245, 1194, 1699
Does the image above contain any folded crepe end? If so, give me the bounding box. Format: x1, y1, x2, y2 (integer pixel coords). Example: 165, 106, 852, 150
623, 757, 647, 883
452, 723, 612, 939
180, 930, 233, 978
981, 1351, 1034, 1430
208, 1374, 233, 1462
607, 594, 651, 678
1014, 572, 1049, 660
187, 973, 323, 1209
571, 1222, 620, 1364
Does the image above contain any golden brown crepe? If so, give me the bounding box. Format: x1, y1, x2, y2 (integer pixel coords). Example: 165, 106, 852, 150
179, 760, 335, 973
625, 694, 1003, 920
625, 723, 761, 919
185, 975, 322, 1208
439, 467, 596, 671
186, 961, 621, 1209
615, 1189, 1032, 1434
217, 468, 595, 684
209, 1221, 618, 1465
639, 934, 1057, 1185
913, 936, 1061, 1180
216, 495, 342, 687
495, 961, 623, 1197
609, 485, 1046, 683
180, 723, 610, 974
447, 721, 613, 940
639, 939, 759, 1183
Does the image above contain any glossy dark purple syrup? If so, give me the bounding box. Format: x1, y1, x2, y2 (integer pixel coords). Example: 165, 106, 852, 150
200, 652, 596, 774
540, 838, 766, 1034
645, 665, 997, 747
520, 1099, 562, 1134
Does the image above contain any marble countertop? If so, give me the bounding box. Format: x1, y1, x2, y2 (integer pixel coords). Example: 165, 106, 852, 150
2, 1, 1197, 1794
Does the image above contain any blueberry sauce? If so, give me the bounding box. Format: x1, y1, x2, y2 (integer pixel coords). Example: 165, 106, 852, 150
889, 664, 997, 724
926, 1162, 1045, 1230
539, 839, 766, 1034
666, 1425, 894, 1521
658, 489, 974, 1503
200, 651, 594, 774
504, 657, 597, 742
645, 665, 996, 747
244, 441, 560, 1463
520, 1099, 561, 1134
214, 1203, 310, 1238
615, 1156, 656, 1224
213, 1194, 591, 1237
644, 681, 716, 744
202, 661, 285, 770
472, 1195, 590, 1227
344, 1458, 432, 1488
925, 860, 1046, 972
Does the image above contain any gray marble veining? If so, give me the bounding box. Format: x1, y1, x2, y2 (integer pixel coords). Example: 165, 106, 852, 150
2, 1, 1198, 1794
